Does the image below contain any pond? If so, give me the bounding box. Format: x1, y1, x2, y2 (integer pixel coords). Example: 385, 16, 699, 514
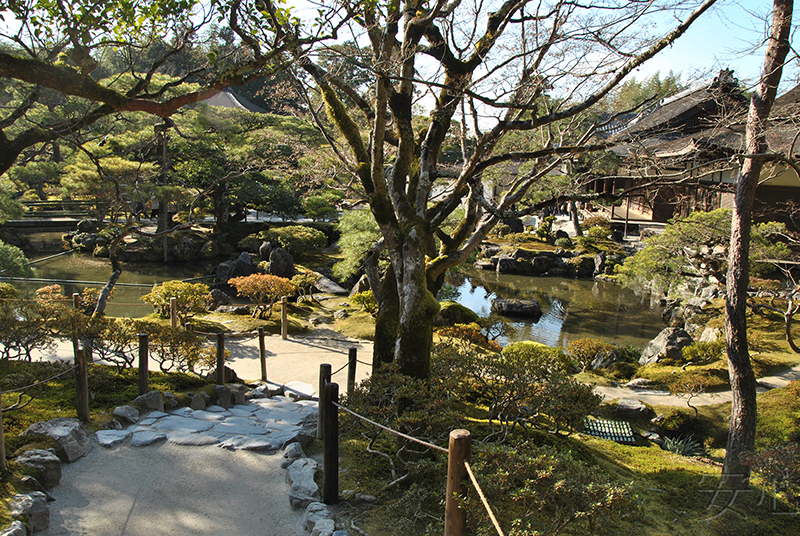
12, 252, 217, 318
446, 267, 665, 350
12, 249, 665, 350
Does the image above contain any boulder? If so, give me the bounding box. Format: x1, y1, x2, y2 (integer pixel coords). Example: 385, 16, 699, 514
699, 326, 722, 343
24, 418, 92, 463
267, 247, 295, 279
10, 493, 49, 532
349, 275, 370, 297
190, 393, 207, 410
639, 327, 694, 365
554, 229, 570, 241
312, 518, 336, 536
132, 391, 165, 412
216, 251, 255, 285
286, 458, 321, 509
282, 442, 307, 469
14, 450, 61, 489
200, 241, 220, 259
113, 405, 139, 424
258, 241, 272, 262
434, 301, 480, 327
214, 305, 251, 315
305, 502, 335, 532
313, 273, 348, 295
615, 398, 652, 419
480, 245, 503, 258
496, 255, 522, 274
215, 385, 233, 409
491, 298, 542, 321
530, 253, 559, 274
76, 219, 99, 233
208, 289, 233, 310
593, 252, 606, 276
570, 255, 596, 278
474, 260, 496, 270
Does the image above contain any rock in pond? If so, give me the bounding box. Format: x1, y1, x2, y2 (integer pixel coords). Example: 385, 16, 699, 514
490, 298, 542, 321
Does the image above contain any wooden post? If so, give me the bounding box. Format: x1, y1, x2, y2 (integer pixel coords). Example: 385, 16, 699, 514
444, 429, 471, 536
169, 297, 178, 328
280, 296, 288, 340
185, 322, 192, 332
322, 381, 339, 505
216, 333, 225, 385
138, 333, 149, 396
317, 364, 331, 440
258, 327, 267, 381
72, 293, 80, 356
75, 348, 90, 423
347, 347, 357, 398
0, 403, 6, 472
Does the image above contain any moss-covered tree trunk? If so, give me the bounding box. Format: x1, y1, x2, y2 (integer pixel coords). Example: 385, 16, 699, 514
373, 265, 399, 370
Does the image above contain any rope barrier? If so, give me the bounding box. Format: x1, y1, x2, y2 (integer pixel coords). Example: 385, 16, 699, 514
464, 460, 506, 536
356, 359, 372, 367
332, 401, 448, 453
331, 362, 349, 376
0, 365, 79, 395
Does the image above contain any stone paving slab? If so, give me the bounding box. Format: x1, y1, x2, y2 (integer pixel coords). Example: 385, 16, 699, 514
95, 395, 318, 453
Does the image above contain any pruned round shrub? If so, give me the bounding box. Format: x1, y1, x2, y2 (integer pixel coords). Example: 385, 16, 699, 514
351, 290, 378, 314
228, 274, 296, 318
141, 280, 211, 322
565, 337, 617, 372
554, 236, 573, 248
682, 339, 725, 364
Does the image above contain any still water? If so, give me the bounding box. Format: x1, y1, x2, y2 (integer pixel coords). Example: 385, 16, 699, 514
13, 251, 664, 349
14, 252, 216, 318
446, 268, 665, 349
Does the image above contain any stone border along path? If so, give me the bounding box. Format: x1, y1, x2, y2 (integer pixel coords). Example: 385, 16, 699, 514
29, 391, 353, 536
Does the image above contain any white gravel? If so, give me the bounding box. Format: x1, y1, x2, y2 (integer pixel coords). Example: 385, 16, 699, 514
42, 442, 305, 536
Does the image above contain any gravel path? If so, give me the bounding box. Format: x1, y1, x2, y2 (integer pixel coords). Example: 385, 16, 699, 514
42, 443, 304, 536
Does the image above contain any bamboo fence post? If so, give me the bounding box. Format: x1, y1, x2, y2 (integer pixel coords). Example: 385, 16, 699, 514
0, 403, 6, 472
169, 297, 178, 328
347, 347, 357, 398
72, 293, 80, 309
322, 381, 339, 505
138, 333, 149, 395
72, 293, 80, 356
317, 364, 331, 440
258, 327, 267, 381
75, 348, 90, 423
280, 296, 288, 340
444, 429, 472, 536
216, 333, 225, 385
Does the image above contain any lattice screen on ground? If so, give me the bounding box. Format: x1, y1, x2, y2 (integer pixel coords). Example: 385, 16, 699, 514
583, 418, 636, 444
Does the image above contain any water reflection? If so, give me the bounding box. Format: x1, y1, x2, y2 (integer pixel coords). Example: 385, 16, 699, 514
12, 253, 217, 318
446, 268, 664, 349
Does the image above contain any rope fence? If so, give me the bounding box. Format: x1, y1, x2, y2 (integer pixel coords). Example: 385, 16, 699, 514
0, 365, 79, 395
321, 368, 504, 536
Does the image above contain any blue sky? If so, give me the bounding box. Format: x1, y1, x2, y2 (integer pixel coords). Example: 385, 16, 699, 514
635, 0, 798, 91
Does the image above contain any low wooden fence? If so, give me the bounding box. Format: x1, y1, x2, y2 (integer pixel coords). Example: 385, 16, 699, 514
317, 367, 506, 536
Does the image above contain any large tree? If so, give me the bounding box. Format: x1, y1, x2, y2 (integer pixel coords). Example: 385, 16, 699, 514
0, 0, 719, 375
293, 0, 718, 376
723, 0, 793, 485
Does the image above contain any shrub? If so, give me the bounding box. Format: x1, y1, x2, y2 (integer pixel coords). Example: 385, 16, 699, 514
466, 442, 638, 535
228, 273, 296, 318
0, 240, 34, 277
141, 280, 211, 322
460, 341, 600, 437
554, 236, 573, 248
565, 338, 616, 372
262, 225, 327, 255
582, 215, 611, 231
748, 442, 800, 507
661, 434, 704, 457
130, 320, 216, 373
350, 290, 378, 314
436, 322, 501, 352
682, 339, 725, 363
493, 222, 511, 237
290, 271, 320, 300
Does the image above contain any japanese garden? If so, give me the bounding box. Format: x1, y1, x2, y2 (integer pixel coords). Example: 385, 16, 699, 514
0, 1, 799, 535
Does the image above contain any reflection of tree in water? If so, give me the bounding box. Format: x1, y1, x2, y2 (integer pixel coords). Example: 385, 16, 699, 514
448, 268, 665, 348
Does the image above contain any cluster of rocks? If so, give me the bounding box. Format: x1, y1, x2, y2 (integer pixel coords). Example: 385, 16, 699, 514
638, 289, 723, 366
1, 380, 358, 536
474, 245, 625, 279
64, 220, 222, 263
